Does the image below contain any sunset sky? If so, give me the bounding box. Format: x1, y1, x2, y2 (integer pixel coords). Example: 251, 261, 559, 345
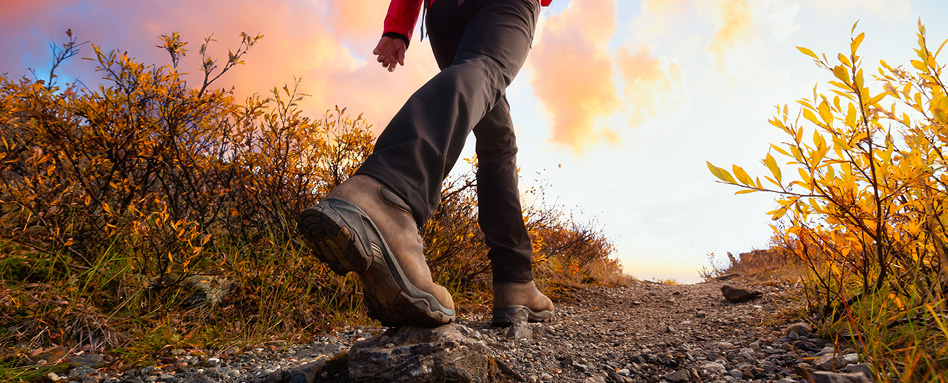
3, 0, 947, 283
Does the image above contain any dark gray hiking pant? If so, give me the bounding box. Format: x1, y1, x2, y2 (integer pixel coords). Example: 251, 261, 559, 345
355, 0, 540, 283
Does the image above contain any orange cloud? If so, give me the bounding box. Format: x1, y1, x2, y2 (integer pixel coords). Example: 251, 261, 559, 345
0, 0, 437, 135
616, 46, 683, 127
707, 0, 754, 65
530, 0, 620, 154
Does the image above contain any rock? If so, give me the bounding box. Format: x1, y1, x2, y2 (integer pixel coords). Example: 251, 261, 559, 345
71, 353, 106, 368
842, 364, 874, 381
47, 372, 62, 381
30, 346, 71, 365
809, 371, 872, 383
813, 353, 843, 370
842, 353, 859, 364
69, 366, 97, 379
506, 322, 533, 340
695, 310, 707, 318
784, 322, 813, 337
664, 369, 691, 382
701, 362, 726, 373
720, 285, 763, 303
347, 324, 500, 383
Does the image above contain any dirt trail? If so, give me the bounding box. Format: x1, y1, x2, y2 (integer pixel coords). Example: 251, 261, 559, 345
91, 278, 873, 383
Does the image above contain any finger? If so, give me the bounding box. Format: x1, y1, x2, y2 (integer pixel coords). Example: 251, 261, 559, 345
377, 54, 385, 63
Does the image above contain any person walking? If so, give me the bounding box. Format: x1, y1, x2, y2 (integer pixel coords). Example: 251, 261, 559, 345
298, 0, 554, 327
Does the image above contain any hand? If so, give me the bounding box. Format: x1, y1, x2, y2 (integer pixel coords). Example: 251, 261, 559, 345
373, 36, 407, 72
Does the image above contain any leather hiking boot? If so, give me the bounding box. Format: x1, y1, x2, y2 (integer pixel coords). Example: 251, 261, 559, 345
492, 280, 554, 326
297, 175, 456, 327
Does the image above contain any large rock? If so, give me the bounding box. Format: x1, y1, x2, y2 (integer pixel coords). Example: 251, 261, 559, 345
347, 323, 503, 383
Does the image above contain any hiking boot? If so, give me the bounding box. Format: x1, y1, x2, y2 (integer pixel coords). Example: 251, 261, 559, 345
297, 175, 456, 327
491, 280, 554, 326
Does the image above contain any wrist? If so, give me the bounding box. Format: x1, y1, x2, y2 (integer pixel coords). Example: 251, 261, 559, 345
382, 32, 410, 48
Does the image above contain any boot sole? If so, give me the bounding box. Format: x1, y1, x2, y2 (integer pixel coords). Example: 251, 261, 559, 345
491, 306, 554, 327
298, 199, 455, 327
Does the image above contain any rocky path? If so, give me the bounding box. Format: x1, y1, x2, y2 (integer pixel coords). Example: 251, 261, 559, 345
84, 279, 875, 383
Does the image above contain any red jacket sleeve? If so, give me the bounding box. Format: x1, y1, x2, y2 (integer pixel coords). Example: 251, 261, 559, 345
383, 0, 424, 44
383, 0, 551, 45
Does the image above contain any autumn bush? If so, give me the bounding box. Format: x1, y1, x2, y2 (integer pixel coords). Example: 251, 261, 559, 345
709, 22, 948, 381
0, 31, 620, 376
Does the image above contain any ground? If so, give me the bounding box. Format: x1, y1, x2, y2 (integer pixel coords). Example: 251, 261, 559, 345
78, 277, 872, 383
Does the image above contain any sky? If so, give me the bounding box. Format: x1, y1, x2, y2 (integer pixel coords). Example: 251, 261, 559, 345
3, 0, 947, 283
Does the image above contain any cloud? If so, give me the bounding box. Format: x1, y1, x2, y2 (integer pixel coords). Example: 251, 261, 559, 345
530, 0, 621, 154
802, 0, 910, 19
616, 46, 684, 127
707, 0, 755, 69
0, 0, 438, 133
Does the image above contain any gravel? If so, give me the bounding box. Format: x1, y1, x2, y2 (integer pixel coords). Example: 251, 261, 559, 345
73, 278, 873, 382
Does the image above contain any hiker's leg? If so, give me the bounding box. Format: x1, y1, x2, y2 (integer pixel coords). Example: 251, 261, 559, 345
355, 0, 540, 226
472, 96, 533, 283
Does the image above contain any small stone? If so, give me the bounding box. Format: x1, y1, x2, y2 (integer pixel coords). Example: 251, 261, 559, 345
47, 372, 61, 381
843, 353, 859, 364
784, 322, 813, 336
541, 373, 554, 381
813, 353, 842, 370
701, 362, 726, 373
695, 310, 707, 318
69, 366, 96, 379
664, 369, 691, 382
207, 357, 221, 366
843, 364, 874, 381
728, 368, 744, 378
617, 368, 630, 376
507, 322, 534, 340
809, 371, 871, 383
